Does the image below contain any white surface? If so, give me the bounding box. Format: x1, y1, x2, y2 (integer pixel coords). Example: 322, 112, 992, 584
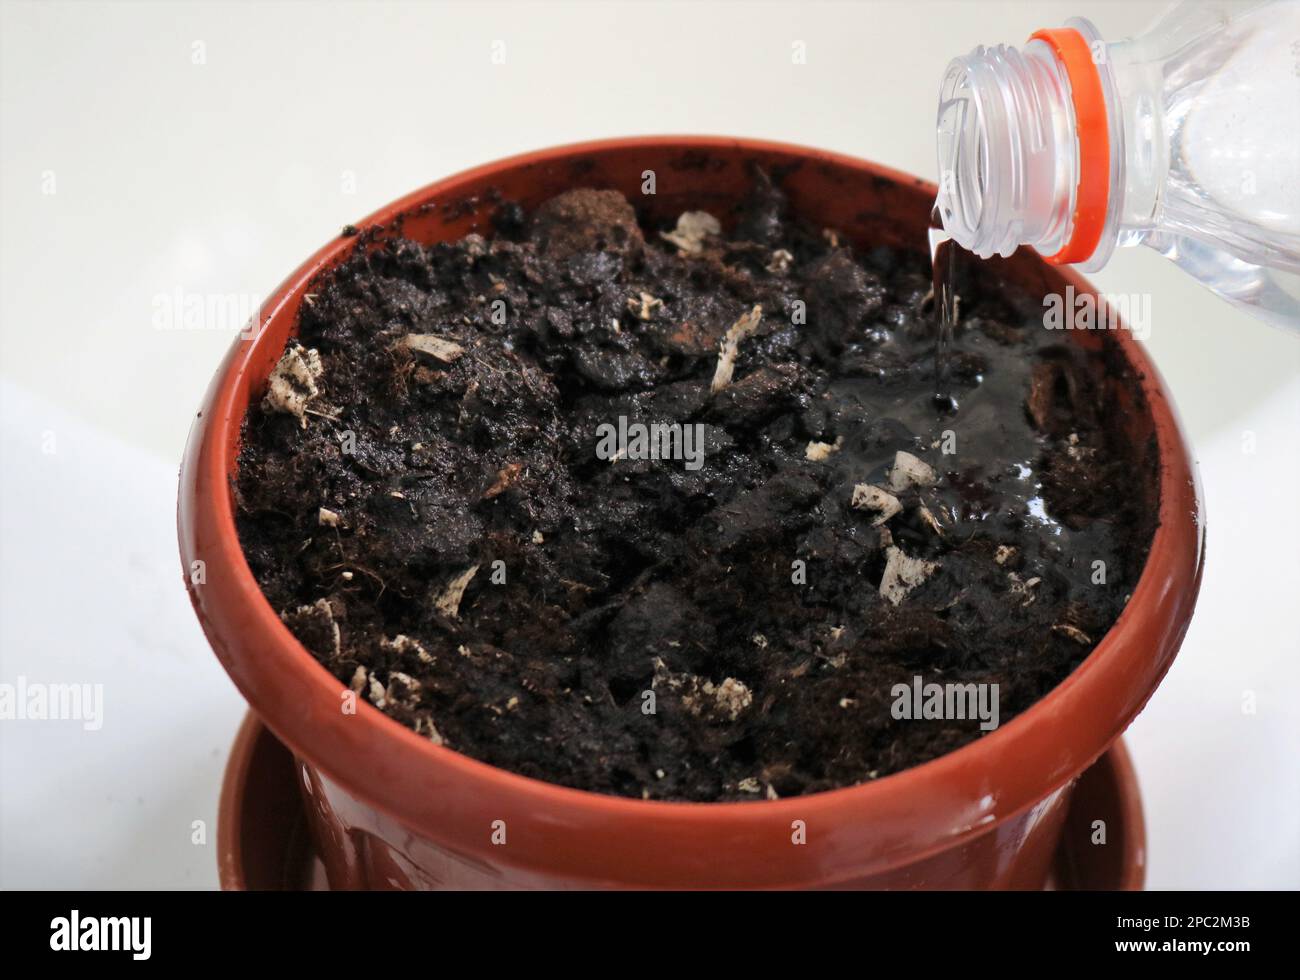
0, 382, 245, 889
1, 0, 1297, 889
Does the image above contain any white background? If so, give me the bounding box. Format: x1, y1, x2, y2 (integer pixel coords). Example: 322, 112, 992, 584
1, 0, 1297, 889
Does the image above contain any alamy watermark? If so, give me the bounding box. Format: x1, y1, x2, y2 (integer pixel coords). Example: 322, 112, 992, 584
891, 675, 1000, 731
50, 910, 150, 960
0, 676, 103, 730
595, 416, 706, 471
1043, 285, 1151, 339
152, 287, 260, 336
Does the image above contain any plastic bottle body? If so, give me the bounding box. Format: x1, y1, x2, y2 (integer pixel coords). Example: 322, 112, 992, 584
936, 0, 1300, 327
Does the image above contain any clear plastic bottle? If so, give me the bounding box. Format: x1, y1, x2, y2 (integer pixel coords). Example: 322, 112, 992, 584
935, 0, 1300, 328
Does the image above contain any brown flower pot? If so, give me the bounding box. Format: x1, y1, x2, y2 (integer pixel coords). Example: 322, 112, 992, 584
179, 136, 1203, 889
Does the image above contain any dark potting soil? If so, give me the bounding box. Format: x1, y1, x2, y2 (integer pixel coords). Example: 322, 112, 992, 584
234, 173, 1157, 802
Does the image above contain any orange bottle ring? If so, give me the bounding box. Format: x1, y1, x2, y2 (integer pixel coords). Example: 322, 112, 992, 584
1030, 27, 1110, 265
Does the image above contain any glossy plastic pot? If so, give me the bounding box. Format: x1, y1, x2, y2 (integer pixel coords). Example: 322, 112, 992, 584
179, 136, 1204, 889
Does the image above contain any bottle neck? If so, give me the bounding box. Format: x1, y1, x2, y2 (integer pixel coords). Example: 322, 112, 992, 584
936, 19, 1125, 270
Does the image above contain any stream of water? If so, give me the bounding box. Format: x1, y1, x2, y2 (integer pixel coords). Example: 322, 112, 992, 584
928, 203, 958, 414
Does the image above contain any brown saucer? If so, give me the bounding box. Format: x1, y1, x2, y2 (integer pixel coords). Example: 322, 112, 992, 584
217, 712, 1145, 891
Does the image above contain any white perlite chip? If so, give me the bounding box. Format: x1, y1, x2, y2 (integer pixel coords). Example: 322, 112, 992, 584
349, 665, 368, 693
381, 634, 434, 664
683, 676, 753, 721
385, 670, 423, 706
1008, 572, 1042, 607
434, 565, 480, 619
658, 658, 753, 723
888, 450, 937, 492
318, 507, 341, 527
627, 291, 663, 321
284, 597, 340, 659
917, 505, 944, 535
767, 249, 793, 274
660, 210, 721, 254
850, 483, 902, 525
879, 546, 938, 606
804, 436, 844, 462
414, 715, 446, 746
404, 333, 464, 363
710, 304, 763, 394
713, 677, 753, 720
263, 343, 323, 426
